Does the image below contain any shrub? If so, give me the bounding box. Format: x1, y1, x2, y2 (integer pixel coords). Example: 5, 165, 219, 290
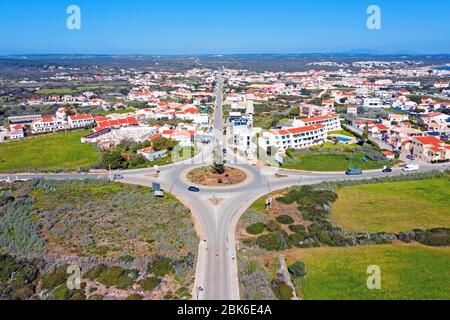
288, 261, 307, 278
272, 281, 293, 300
256, 231, 292, 251
139, 277, 161, 291
96, 266, 126, 287
41, 266, 68, 290
147, 257, 173, 277
88, 294, 103, 300
126, 294, 143, 300
83, 264, 107, 280
246, 222, 266, 235
276, 215, 294, 225
289, 225, 306, 234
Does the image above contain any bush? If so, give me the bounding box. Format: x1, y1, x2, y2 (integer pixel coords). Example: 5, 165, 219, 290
96, 266, 126, 287
41, 266, 68, 290
288, 261, 307, 278
289, 225, 306, 234
272, 281, 293, 300
83, 264, 107, 280
276, 215, 294, 225
256, 231, 292, 251
147, 257, 173, 277
139, 277, 161, 291
126, 294, 143, 300
246, 222, 267, 235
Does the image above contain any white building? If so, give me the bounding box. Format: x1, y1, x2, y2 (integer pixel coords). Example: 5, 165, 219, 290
32, 117, 65, 133
68, 114, 95, 129
259, 124, 326, 151
293, 113, 341, 133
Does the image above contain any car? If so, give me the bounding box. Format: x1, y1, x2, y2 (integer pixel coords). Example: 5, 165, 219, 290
382, 167, 393, 173
346, 168, 363, 175
114, 174, 124, 180
188, 186, 200, 193
403, 164, 420, 172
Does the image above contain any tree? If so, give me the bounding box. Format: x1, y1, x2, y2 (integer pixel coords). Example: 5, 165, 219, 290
363, 123, 369, 141
212, 162, 225, 175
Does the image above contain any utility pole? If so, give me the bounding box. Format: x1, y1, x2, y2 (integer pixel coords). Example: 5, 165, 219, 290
109, 164, 112, 182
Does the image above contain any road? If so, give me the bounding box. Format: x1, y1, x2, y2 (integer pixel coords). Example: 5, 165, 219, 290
1, 72, 449, 300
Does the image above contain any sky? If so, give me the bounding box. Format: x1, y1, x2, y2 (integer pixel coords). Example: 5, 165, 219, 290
0, 0, 449, 55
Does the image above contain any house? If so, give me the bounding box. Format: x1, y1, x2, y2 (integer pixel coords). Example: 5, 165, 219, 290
434, 82, 449, 89
406, 136, 450, 163
388, 114, 409, 123
389, 126, 424, 149
137, 147, 168, 161
322, 99, 334, 109
68, 114, 95, 129
362, 98, 385, 108
347, 105, 358, 115
300, 104, 334, 117
8, 125, 25, 140
382, 151, 395, 161
32, 117, 65, 133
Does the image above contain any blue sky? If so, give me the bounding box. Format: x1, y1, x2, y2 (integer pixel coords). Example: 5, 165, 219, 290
0, 0, 449, 54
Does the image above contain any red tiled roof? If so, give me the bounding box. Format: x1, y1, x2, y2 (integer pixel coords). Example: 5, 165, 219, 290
97, 117, 138, 128
70, 114, 93, 121
301, 114, 338, 123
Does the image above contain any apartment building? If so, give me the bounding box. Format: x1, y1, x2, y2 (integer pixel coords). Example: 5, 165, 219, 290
293, 113, 341, 133
258, 124, 326, 151
68, 114, 95, 129
32, 117, 65, 133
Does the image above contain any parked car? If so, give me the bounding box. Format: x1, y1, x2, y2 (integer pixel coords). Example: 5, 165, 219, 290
188, 186, 200, 193
382, 167, 393, 173
403, 164, 420, 172
114, 174, 124, 180
346, 168, 363, 175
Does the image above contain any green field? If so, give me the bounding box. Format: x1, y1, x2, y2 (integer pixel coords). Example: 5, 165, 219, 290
287, 245, 450, 300
283, 152, 387, 172
331, 177, 450, 233
0, 130, 99, 172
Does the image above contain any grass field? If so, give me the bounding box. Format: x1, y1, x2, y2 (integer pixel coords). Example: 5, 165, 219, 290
0, 130, 99, 172
283, 152, 387, 172
331, 177, 450, 233
285, 245, 450, 300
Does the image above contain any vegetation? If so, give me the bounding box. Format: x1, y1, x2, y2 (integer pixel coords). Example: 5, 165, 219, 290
246, 223, 267, 235
0, 179, 198, 300
0, 130, 99, 172
331, 176, 450, 233
238, 172, 450, 300
294, 245, 450, 300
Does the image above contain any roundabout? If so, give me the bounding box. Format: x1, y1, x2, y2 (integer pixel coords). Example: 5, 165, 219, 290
183, 165, 253, 190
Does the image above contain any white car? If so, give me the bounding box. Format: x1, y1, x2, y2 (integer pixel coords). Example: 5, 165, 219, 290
403, 164, 420, 172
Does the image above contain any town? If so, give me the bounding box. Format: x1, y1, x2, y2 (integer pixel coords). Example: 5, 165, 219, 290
1, 57, 449, 173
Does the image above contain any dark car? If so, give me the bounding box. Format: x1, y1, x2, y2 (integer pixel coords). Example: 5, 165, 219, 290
188, 186, 200, 193
114, 174, 124, 180
382, 168, 393, 173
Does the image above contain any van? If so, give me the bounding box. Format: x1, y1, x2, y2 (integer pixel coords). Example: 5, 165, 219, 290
346, 168, 363, 175
403, 164, 420, 172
